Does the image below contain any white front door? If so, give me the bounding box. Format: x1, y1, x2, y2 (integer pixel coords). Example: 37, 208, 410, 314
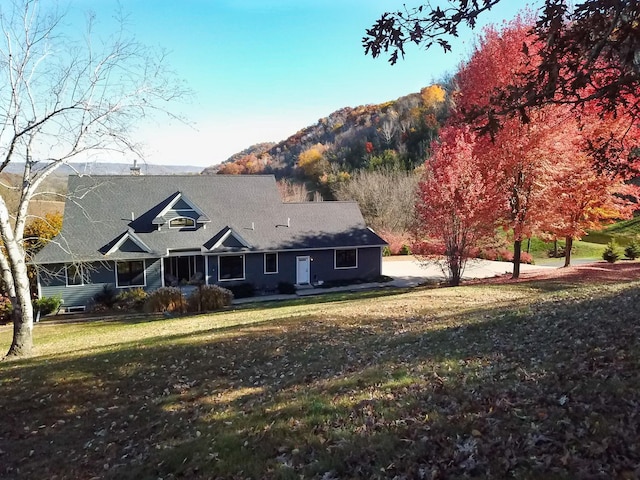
296, 256, 310, 285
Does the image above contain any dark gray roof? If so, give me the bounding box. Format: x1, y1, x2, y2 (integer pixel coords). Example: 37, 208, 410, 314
34, 175, 386, 264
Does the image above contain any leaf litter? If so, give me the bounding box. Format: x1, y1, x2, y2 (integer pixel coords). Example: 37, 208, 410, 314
0, 262, 639, 478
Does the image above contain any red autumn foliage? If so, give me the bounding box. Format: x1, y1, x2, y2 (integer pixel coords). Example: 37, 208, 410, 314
365, 141, 374, 154
541, 134, 638, 265
414, 125, 500, 285
377, 228, 412, 256
454, 17, 639, 273
455, 19, 565, 276
217, 153, 270, 175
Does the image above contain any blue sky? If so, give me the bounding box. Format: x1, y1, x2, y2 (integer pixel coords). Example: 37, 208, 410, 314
70, 1, 541, 167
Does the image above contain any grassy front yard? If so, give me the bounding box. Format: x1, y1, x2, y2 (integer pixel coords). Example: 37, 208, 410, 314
515, 237, 606, 261
1, 270, 639, 479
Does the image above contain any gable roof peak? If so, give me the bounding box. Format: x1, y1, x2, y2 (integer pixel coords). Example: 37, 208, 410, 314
153, 191, 211, 225
102, 230, 154, 256
204, 226, 251, 251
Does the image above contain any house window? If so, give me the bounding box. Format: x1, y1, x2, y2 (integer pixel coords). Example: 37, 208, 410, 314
219, 255, 244, 281
264, 253, 278, 274
169, 217, 196, 229
164, 256, 200, 285
335, 249, 357, 269
66, 264, 85, 286
116, 260, 146, 287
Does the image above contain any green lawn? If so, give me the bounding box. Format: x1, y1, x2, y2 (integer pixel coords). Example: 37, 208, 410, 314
582, 217, 640, 246
1, 279, 639, 479
601, 216, 640, 236
520, 237, 606, 261
549, 217, 640, 248
501, 217, 640, 261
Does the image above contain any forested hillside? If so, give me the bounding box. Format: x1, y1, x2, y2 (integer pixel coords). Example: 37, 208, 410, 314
200, 84, 452, 251
203, 10, 639, 276
202, 85, 451, 180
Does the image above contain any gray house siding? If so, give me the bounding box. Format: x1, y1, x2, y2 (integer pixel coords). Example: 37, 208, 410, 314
206, 254, 254, 287
145, 259, 163, 291
205, 247, 382, 291
298, 247, 382, 284
34, 176, 388, 305
211, 252, 295, 290
39, 258, 163, 310
39, 248, 382, 309
39, 262, 115, 309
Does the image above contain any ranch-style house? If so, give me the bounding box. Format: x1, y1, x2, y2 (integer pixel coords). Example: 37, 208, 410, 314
34, 174, 387, 312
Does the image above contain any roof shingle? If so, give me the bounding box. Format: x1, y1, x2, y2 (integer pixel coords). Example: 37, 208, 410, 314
35, 175, 386, 264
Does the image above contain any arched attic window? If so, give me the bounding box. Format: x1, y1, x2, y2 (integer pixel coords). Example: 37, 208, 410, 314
169, 217, 196, 229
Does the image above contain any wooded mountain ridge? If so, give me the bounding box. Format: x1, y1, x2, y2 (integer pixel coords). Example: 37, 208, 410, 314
202, 85, 450, 177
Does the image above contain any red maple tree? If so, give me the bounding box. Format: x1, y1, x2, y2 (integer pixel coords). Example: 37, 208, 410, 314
455, 18, 564, 277
414, 125, 500, 285
541, 108, 640, 266
455, 18, 640, 272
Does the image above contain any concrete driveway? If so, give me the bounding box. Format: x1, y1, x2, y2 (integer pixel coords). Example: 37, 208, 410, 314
382, 256, 556, 287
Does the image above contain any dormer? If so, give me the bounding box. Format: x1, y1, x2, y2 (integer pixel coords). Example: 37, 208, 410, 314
151, 192, 210, 231
101, 229, 154, 256
203, 226, 251, 252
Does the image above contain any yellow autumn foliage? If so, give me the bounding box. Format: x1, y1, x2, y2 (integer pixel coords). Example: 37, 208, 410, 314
298, 144, 330, 180
421, 85, 446, 108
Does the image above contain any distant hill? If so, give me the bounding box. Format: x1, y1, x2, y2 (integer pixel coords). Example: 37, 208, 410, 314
0, 162, 203, 219
2, 162, 202, 177
28, 200, 65, 218
202, 85, 451, 177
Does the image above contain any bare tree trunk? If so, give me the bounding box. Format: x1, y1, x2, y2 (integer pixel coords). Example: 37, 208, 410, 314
0, 240, 33, 356
446, 232, 465, 286
0, 204, 34, 357
512, 239, 522, 279
0, 0, 186, 357
0, 252, 16, 299
8, 269, 33, 357
449, 256, 462, 286
0, 251, 23, 357
564, 236, 573, 267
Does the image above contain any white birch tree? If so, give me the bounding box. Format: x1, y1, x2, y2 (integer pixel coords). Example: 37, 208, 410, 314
0, 0, 186, 358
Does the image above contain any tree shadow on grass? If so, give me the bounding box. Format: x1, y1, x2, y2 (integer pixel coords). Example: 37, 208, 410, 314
1, 284, 639, 479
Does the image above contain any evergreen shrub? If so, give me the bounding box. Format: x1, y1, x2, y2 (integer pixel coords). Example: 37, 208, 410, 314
115, 288, 147, 311
227, 282, 255, 299
92, 285, 118, 310
277, 282, 296, 294
624, 240, 640, 260
603, 241, 621, 263
33, 295, 62, 316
